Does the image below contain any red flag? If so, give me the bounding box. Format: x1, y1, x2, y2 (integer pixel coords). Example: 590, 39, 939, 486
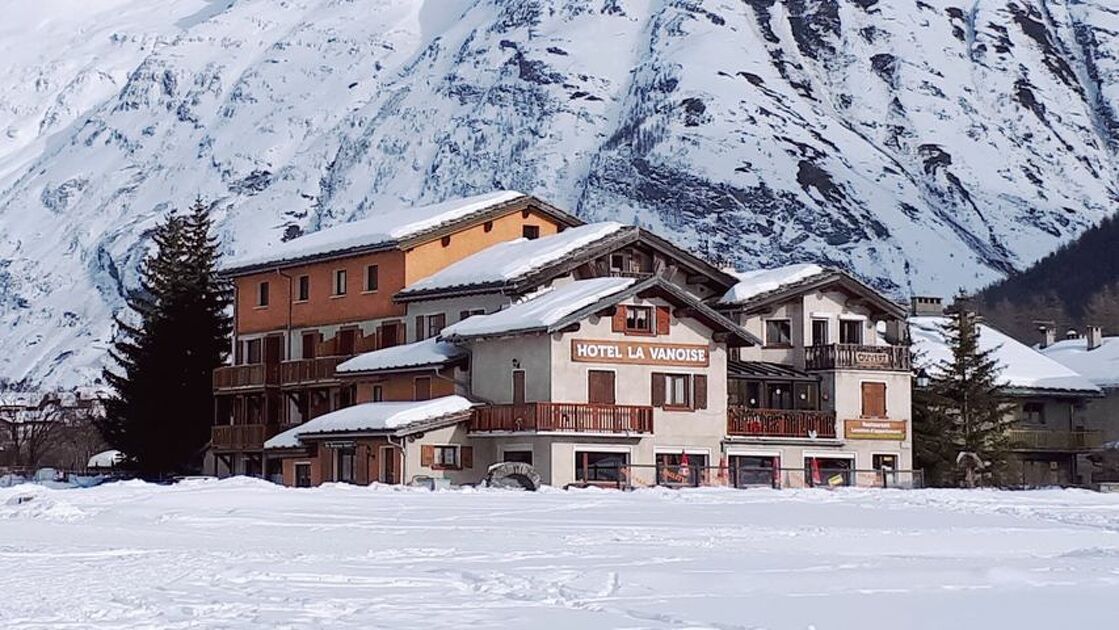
810, 457, 821, 486
679, 452, 690, 480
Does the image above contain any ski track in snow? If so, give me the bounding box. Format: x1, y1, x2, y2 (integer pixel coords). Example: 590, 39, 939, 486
2, 479, 1119, 628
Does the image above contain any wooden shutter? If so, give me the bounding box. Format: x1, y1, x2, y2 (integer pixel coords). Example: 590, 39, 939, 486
415, 315, 425, 341
612, 305, 626, 332
421, 445, 434, 467
414, 377, 432, 401
694, 374, 708, 410
588, 370, 616, 404
655, 306, 670, 336
512, 370, 526, 405
861, 382, 886, 418
461, 446, 474, 469
651, 372, 666, 407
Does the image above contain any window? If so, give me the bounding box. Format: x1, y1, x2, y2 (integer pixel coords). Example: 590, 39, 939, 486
294, 463, 312, 488
336, 447, 355, 483
840, 319, 863, 344
459, 309, 485, 321
625, 305, 652, 333
666, 374, 691, 408
333, 269, 347, 295
414, 376, 432, 401
415, 315, 427, 341
794, 382, 819, 410
435, 446, 459, 468
503, 450, 533, 465
427, 313, 446, 339
365, 265, 379, 292
522, 225, 540, 240
257, 281, 269, 307
575, 451, 629, 483
1023, 402, 1046, 425
441, 235, 452, 247
245, 338, 262, 364
610, 253, 626, 271
811, 319, 829, 346
483, 220, 494, 233
336, 384, 356, 409
765, 320, 792, 347
872, 454, 898, 471
861, 382, 887, 418
301, 332, 318, 360
588, 370, 616, 404
372, 385, 383, 402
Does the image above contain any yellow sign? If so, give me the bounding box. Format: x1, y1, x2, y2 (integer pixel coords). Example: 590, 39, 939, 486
844, 419, 907, 441
570, 339, 710, 367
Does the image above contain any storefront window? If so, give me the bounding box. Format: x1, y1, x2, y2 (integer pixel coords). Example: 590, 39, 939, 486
336, 447, 355, 483
767, 382, 793, 409
575, 451, 628, 483
655, 453, 708, 486
730, 455, 779, 487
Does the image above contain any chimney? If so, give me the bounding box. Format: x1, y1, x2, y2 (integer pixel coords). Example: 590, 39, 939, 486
910, 296, 943, 316
1087, 326, 1103, 351
1036, 321, 1056, 349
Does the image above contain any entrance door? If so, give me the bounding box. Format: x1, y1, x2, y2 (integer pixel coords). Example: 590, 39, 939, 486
337, 328, 356, 356
301, 332, 318, 360
588, 370, 616, 404
381, 446, 398, 484
512, 370, 526, 405
264, 335, 283, 365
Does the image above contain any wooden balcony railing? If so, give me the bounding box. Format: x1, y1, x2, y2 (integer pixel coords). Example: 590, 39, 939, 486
727, 407, 837, 439
212, 364, 279, 390
470, 403, 653, 434
279, 355, 352, 386
211, 424, 269, 450
1009, 429, 1103, 451
805, 344, 911, 372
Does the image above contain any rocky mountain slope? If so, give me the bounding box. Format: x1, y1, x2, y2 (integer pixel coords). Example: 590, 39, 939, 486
2, 0, 1117, 388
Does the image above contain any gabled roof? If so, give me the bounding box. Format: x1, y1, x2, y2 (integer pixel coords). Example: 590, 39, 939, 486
909, 316, 1101, 397
441, 276, 759, 346
222, 191, 582, 276
395, 224, 738, 303
264, 396, 475, 449
1040, 337, 1119, 389
718, 264, 906, 320
396, 222, 629, 299
335, 338, 466, 376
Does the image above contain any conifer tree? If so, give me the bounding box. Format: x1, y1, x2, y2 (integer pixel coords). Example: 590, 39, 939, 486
914, 299, 1015, 487
98, 200, 230, 477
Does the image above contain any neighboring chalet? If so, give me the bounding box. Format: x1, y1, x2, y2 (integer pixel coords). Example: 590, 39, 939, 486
211, 191, 918, 489
716, 264, 915, 485
1040, 329, 1119, 484
910, 300, 1102, 487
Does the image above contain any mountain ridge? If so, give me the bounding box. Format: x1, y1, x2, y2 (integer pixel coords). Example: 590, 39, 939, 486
1, 0, 1117, 388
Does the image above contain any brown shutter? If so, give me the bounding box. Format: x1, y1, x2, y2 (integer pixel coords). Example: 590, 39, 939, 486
861, 382, 887, 417
651, 372, 666, 407
655, 306, 670, 336
461, 446, 473, 469
415, 315, 425, 341
421, 445, 434, 467
612, 305, 626, 332
694, 374, 708, 410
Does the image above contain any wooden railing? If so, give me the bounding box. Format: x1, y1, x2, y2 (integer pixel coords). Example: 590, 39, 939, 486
212, 364, 279, 390
805, 344, 911, 372
280, 355, 352, 386
471, 403, 654, 434
727, 407, 837, 439
1009, 429, 1103, 451
211, 424, 269, 450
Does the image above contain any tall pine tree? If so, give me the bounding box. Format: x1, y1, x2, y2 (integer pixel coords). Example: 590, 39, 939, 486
99, 200, 231, 477
913, 300, 1015, 487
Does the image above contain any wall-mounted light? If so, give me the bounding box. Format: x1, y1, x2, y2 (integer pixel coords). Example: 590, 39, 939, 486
915, 368, 930, 388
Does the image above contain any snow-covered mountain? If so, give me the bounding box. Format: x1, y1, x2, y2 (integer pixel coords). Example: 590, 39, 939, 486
2, 0, 1117, 388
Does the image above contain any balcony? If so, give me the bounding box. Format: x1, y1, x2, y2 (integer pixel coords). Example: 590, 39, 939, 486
805, 344, 911, 372
211, 424, 269, 451
727, 407, 838, 439
279, 356, 352, 387
470, 403, 654, 434
213, 364, 279, 390
1009, 429, 1103, 452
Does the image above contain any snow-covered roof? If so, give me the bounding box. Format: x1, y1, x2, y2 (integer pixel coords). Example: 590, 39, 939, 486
719, 263, 827, 305
909, 316, 1101, 396
336, 338, 466, 374
399, 222, 628, 296
1040, 337, 1119, 389
225, 191, 527, 272
87, 449, 123, 469
264, 396, 475, 449
440, 277, 635, 339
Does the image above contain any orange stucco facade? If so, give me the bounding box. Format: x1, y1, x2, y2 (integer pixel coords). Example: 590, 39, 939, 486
350, 370, 458, 403
233, 208, 563, 336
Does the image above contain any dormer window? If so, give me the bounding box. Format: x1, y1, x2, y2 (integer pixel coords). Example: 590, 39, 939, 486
625, 306, 652, 333
839, 320, 863, 345
522, 225, 540, 240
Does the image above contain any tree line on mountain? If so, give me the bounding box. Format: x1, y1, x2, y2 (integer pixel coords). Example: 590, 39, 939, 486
974, 214, 1119, 343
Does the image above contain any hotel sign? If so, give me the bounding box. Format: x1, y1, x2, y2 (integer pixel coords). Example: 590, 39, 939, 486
844, 419, 907, 441
571, 339, 710, 367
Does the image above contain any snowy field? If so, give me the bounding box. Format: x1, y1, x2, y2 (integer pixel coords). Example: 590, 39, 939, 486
3, 480, 1119, 629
